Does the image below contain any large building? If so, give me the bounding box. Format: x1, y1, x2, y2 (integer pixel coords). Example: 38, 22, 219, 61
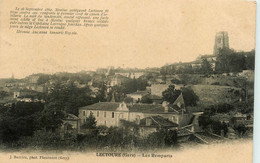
78, 93, 191, 129
213, 31, 229, 55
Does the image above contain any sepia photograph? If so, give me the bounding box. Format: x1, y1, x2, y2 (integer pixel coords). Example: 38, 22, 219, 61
0, 0, 257, 162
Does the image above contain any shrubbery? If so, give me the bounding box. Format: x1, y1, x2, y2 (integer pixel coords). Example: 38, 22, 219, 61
14, 116, 179, 151
198, 115, 228, 136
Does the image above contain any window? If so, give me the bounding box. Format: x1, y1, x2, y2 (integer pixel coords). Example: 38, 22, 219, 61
104, 112, 106, 118
97, 111, 99, 117
83, 111, 86, 116
112, 112, 114, 118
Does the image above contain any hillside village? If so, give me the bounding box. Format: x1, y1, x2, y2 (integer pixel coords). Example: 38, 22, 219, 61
0, 31, 255, 151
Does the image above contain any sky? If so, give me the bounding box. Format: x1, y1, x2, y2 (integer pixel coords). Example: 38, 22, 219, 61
0, 0, 256, 78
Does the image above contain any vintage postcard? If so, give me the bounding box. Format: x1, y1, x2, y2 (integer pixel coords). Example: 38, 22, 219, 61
0, 0, 256, 162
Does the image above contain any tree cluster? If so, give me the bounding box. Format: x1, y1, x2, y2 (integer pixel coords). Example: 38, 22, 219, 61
198, 115, 228, 136
160, 49, 255, 75
0, 102, 44, 143
9, 114, 179, 151
215, 48, 255, 73
162, 85, 199, 107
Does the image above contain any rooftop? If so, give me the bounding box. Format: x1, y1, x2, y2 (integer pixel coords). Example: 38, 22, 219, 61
79, 102, 182, 114
64, 114, 80, 120
139, 116, 178, 127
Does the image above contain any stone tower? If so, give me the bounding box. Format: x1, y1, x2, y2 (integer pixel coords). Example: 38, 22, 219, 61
213, 31, 229, 55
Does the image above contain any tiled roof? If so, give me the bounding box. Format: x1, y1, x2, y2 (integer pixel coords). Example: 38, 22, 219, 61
79, 102, 119, 111
139, 116, 178, 127
79, 102, 181, 114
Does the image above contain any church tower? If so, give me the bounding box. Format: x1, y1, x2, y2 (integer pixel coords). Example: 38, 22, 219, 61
213, 31, 229, 55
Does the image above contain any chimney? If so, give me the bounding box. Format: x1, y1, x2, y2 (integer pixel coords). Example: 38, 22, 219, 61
162, 101, 169, 113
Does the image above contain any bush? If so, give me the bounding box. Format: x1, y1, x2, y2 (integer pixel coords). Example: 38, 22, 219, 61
233, 124, 248, 137
19, 129, 77, 150
141, 95, 153, 104
81, 112, 97, 129
211, 82, 220, 85
146, 129, 178, 149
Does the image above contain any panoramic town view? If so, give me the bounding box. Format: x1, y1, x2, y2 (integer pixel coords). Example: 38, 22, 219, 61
0, 31, 255, 152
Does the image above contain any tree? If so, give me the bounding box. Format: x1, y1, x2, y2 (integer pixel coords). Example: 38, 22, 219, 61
40, 82, 89, 131
39, 82, 67, 131
245, 50, 255, 70
0, 102, 44, 143
222, 122, 228, 137
211, 120, 223, 135
215, 48, 252, 73
96, 82, 107, 102
136, 78, 148, 91
171, 78, 182, 84
234, 124, 248, 137
178, 74, 193, 85
141, 95, 153, 104
0, 91, 8, 99
160, 67, 167, 76
200, 58, 213, 74
124, 97, 134, 103
37, 74, 51, 85
198, 114, 212, 130
162, 85, 181, 104
39, 106, 65, 132
215, 48, 234, 72
180, 87, 199, 107
164, 129, 178, 147
183, 64, 193, 74
81, 112, 97, 129
146, 128, 178, 148
45, 82, 96, 116
146, 129, 166, 148
63, 84, 96, 115
107, 86, 126, 102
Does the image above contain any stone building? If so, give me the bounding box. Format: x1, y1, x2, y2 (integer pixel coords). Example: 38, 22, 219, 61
138, 115, 179, 137
78, 93, 191, 129
213, 31, 229, 55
